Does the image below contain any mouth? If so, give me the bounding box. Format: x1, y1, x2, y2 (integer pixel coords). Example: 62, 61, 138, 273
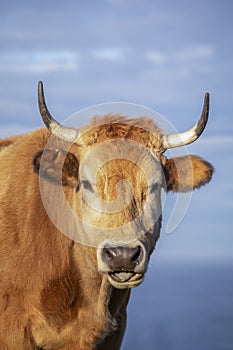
108, 271, 144, 289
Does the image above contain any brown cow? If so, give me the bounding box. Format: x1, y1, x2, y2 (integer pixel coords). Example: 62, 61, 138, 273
0, 82, 213, 349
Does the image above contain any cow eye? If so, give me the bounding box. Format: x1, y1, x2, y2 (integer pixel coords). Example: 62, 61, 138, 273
81, 180, 94, 192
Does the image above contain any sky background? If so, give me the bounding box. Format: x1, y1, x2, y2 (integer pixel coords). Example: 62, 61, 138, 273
1, 1, 233, 348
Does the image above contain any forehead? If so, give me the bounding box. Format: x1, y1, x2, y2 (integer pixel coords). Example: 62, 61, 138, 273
72, 117, 165, 186
79, 137, 163, 188
79, 116, 163, 151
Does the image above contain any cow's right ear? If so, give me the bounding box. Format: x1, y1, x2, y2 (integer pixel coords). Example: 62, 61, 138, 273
162, 155, 214, 192
33, 149, 79, 188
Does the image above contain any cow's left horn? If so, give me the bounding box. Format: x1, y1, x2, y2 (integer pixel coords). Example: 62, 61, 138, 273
38, 81, 81, 143
162, 93, 209, 149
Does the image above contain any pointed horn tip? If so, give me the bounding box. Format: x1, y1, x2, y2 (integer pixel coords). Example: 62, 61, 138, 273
204, 92, 210, 107
38, 81, 45, 103
205, 92, 210, 99
201, 92, 210, 121
195, 92, 210, 137
38, 80, 43, 91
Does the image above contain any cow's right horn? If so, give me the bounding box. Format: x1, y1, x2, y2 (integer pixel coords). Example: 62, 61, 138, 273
162, 93, 209, 149
38, 81, 82, 144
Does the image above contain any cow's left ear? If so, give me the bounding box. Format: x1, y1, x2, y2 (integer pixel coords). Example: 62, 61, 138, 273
162, 155, 214, 192
33, 149, 79, 188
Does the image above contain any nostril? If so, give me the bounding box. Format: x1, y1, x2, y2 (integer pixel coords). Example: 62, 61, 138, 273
102, 246, 116, 262
130, 246, 142, 264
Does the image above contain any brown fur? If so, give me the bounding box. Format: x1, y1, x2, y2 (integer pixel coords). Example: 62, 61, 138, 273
78, 114, 164, 154
163, 155, 214, 192
33, 149, 79, 188
0, 115, 213, 349
0, 135, 23, 152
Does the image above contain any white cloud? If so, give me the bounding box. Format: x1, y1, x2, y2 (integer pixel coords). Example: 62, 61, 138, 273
175, 45, 214, 61
0, 51, 78, 73
146, 51, 169, 65
91, 47, 125, 62
145, 45, 214, 66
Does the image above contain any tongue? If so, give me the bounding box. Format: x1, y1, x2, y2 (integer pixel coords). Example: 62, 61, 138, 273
111, 272, 135, 283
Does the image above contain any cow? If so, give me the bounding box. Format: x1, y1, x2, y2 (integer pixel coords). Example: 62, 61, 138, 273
0, 82, 213, 349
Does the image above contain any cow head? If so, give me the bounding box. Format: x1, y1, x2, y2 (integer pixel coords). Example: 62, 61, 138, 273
34, 81, 213, 289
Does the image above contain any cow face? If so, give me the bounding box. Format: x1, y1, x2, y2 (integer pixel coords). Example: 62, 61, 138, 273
33, 127, 213, 290
33, 81, 213, 289
77, 138, 164, 289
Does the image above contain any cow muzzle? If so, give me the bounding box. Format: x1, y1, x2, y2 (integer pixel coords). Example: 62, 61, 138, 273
97, 241, 147, 289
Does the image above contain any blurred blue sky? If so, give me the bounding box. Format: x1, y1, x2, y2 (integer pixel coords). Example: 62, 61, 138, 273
0, 0, 232, 263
